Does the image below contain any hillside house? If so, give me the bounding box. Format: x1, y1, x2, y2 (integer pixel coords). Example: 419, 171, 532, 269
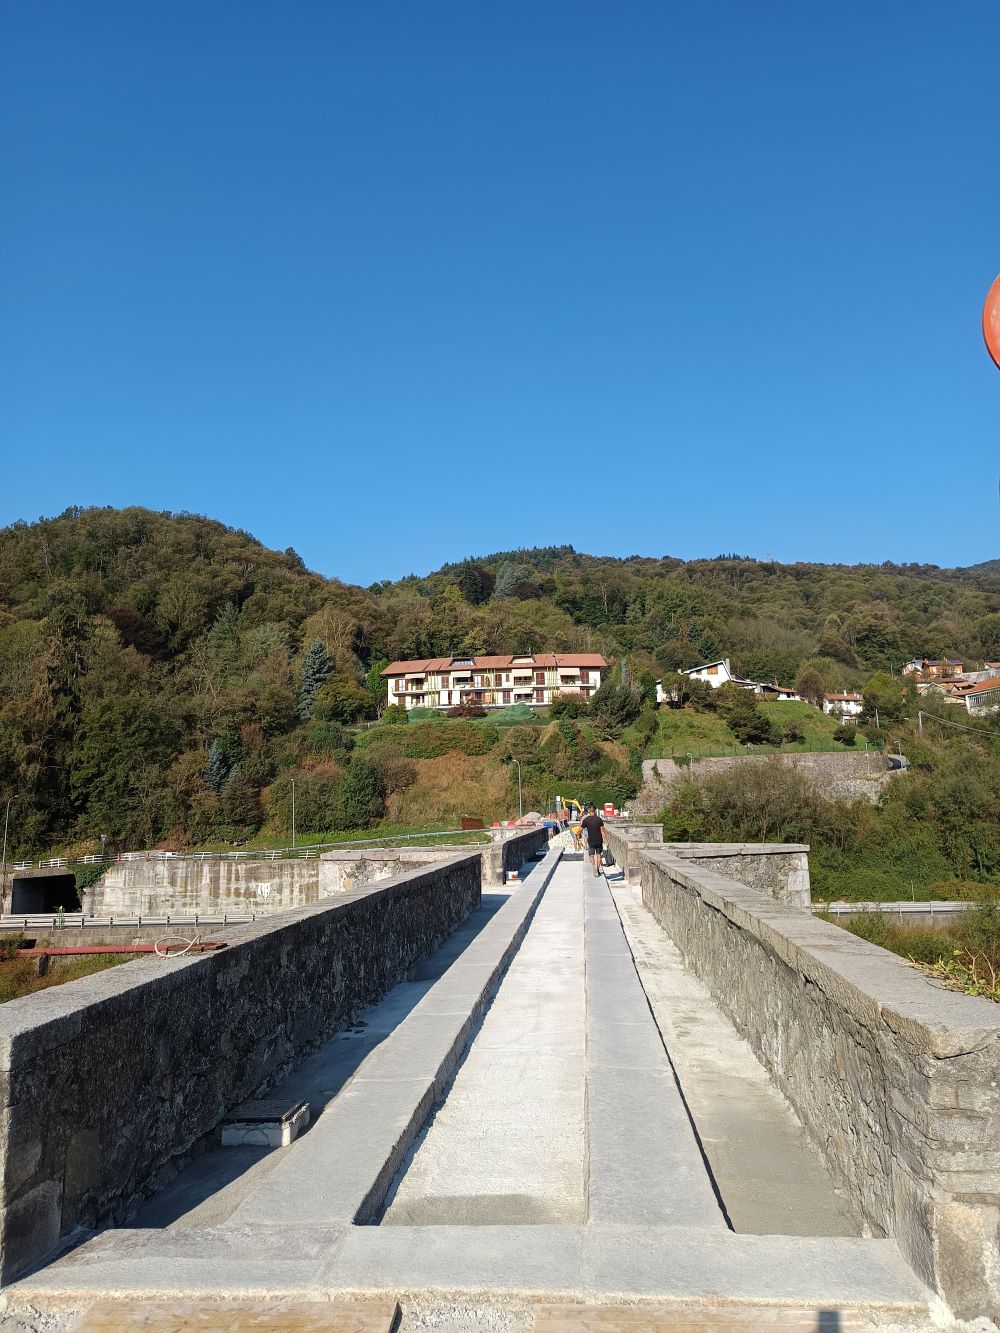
381, 654, 607, 712
949, 676, 1000, 715
655, 657, 799, 704
901, 657, 964, 678
823, 692, 863, 721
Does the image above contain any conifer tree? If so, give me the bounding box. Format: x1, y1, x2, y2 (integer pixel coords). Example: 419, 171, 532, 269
298, 640, 333, 720
205, 739, 230, 794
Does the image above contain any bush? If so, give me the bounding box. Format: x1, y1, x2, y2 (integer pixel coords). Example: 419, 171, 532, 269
381, 704, 409, 725
445, 702, 488, 718
0, 933, 24, 962
337, 757, 386, 828
781, 722, 805, 744
833, 724, 857, 746
549, 693, 589, 718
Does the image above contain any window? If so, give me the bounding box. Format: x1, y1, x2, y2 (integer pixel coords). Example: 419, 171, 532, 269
534, 688, 544, 703
503, 690, 511, 704
707, 664, 719, 675
581, 669, 590, 685
535, 671, 545, 686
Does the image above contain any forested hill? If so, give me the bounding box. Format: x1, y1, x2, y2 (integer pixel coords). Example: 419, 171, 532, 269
0, 506, 998, 856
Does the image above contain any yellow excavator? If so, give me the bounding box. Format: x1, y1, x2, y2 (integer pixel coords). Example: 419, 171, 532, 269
556, 796, 585, 847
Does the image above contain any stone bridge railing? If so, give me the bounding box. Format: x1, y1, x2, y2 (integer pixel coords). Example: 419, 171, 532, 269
0, 852, 482, 1284
636, 846, 1000, 1319
603, 825, 810, 907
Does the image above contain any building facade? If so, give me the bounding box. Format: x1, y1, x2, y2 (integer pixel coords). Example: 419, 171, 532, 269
823, 692, 864, 721
381, 654, 608, 711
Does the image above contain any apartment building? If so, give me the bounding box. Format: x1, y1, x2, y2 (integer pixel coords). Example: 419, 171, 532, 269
381, 654, 608, 711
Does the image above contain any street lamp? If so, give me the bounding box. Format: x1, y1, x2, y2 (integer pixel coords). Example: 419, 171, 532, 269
290, 779, 296, 850
512, 759, 523, 819
99, 833, 108, 860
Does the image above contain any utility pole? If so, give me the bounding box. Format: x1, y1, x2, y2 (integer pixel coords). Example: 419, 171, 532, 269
290, 779, 296, 850
512, 759, 523, 819
1, 796, 17, 913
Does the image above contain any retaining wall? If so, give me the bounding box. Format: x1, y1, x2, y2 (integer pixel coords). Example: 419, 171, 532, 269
639, 848, 1000, 1319
0, 852, 481, 1285
638, 749, 894, 813
86, 828, 547, 917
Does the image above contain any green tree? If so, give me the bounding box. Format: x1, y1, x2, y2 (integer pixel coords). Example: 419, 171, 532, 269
795, 667, 825, 709
338, 758, 386, 828
314, 676, 378, 724
297, 640, 334, 720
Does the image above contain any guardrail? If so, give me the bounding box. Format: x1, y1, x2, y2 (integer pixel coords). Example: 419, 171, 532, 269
0, 913, 259, 931
3, 828, 497, 873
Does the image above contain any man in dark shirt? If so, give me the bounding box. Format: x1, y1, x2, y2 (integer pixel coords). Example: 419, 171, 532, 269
579, 804, 605, 878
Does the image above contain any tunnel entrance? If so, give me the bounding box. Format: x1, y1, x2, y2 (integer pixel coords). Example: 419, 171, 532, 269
10, 874, 79, 914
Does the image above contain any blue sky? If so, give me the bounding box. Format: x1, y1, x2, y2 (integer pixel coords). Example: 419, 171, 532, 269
4, 2, 998, 584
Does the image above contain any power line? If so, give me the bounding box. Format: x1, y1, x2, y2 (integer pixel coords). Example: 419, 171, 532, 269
917, 709, 1000, 740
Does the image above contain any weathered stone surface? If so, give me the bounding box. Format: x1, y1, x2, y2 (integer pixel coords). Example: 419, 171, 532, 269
0, 854, 482, 1284
639, 848, 1000, 1319
319, 826, 548, 895
604, 828, 810, 907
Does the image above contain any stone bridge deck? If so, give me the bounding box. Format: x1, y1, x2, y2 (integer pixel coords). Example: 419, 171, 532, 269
8, 851, 934, 1329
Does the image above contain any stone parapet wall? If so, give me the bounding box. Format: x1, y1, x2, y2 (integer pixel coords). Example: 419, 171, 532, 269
319, 826, 547, 894
666, 841, 811, 907
603, 824, 663, 881
639, 848, 1000, 1318
0, 853, 481, 1285
602, 829, 809, 907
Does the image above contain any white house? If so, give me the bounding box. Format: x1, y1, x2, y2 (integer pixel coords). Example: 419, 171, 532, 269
655, 657, 799, 703
823, 692, 863, 721
381, 654, 608, 712
951, 676, 1000, 715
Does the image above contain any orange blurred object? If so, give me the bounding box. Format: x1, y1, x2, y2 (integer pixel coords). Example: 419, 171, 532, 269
984, 274, 1000, 370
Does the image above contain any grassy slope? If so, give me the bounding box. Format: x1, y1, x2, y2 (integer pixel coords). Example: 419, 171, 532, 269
647, 700, 854, 758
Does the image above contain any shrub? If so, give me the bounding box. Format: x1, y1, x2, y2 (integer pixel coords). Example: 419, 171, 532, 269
833, 725, 857, 746
337, 757, 386, 828
549, 693, 589, 718
781, 722, 805, 744
381, 704, 409, 725
0, 933, 24, 963
445, 702, 488, 718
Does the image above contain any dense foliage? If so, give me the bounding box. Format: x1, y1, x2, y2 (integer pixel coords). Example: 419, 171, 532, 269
659, 703, 1000, 901
1, 506, 998, 856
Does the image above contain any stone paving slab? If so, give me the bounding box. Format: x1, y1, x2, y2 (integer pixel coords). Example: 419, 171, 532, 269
73, 1298, 399, 1331
383, 857, 586, 1227
532, 1307, 871, 1330
584, 877, 723, 1230
230, 852, 561, 1229
9, 1226, 931, 1316
609, 882, 862, 1239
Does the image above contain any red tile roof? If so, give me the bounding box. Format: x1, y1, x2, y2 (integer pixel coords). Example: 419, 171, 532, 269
381, 654, 607, 676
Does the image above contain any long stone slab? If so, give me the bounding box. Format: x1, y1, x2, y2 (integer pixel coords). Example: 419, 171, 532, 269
7, 1224, 932, 1316
229, 850, 562, 1228
383, 857, 587, 1226
584, 877, 724, 1229
74, 1298, 400, 1331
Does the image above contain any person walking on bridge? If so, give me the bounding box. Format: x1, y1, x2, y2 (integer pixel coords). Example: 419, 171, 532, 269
579, 804, 606, 878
